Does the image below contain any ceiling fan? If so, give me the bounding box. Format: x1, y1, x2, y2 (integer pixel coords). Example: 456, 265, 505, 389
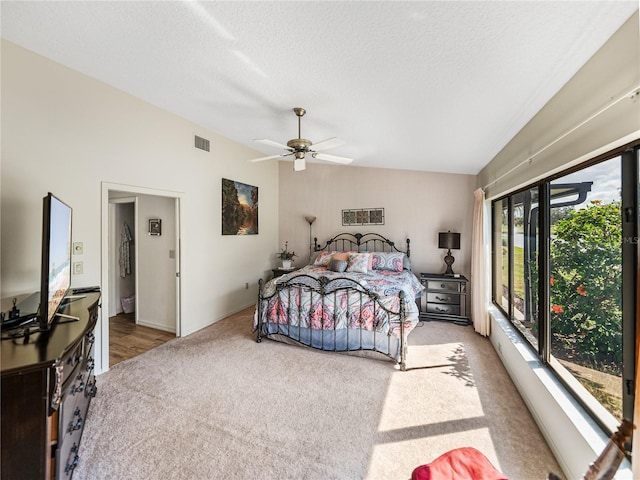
250, 107, 353, 171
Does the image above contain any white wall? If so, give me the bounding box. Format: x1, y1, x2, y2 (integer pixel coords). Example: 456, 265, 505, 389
477, 11, 639, 199
278, 162, 476, 279
1, 40, 279, 372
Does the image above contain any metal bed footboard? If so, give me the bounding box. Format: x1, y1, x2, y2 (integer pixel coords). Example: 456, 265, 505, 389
256, 274, 408, 371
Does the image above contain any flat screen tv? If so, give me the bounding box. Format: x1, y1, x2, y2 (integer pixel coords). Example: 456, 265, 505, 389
39, 193, 72, 330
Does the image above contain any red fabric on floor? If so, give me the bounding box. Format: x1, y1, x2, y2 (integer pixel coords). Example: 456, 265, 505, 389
411, 447, 508, 480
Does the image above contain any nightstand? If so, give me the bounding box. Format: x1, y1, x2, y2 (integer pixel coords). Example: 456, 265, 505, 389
271, 267, 296, 279
418, 273, 470, 326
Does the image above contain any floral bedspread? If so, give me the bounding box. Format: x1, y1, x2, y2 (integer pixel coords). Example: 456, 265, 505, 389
254, 265, 424, 339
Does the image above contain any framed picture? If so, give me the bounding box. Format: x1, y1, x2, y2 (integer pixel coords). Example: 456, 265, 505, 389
342, 210, 356, 225
342, 208, 384, 226
356, 210, 369, 224
222, 178, 259, 235
149, 218, 161, 236
369, 208, 384, 224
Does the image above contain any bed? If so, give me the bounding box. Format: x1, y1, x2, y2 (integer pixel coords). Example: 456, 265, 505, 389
253, 232, 424, 370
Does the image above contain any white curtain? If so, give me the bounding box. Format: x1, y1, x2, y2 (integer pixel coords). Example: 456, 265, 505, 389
471, 188, 490, 336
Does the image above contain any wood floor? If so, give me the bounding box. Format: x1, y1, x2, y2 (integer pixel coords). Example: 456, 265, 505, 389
109, 312, 175, 366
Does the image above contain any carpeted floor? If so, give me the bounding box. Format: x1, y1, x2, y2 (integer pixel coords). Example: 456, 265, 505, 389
73, 307, 562, 479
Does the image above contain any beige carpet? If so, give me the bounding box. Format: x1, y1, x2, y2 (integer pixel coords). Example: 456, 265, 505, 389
73, 307, 562, 479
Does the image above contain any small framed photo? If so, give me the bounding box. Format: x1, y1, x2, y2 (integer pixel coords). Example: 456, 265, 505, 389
149, 218, 162, 236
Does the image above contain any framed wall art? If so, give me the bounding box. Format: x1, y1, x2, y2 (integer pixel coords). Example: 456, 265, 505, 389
222, 178, 258, 235
342, 208, 385, 226
148, 218, 162, 236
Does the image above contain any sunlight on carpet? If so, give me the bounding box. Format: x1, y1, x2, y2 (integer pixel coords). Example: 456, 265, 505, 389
366, 340, 503, 479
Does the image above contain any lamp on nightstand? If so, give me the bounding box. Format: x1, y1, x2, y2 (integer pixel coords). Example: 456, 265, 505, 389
305, 215, 316, 262
438, 231, 460, 275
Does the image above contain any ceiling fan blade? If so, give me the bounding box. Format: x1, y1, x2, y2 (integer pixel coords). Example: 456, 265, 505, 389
311, 137, 346, 152
254, 138, 289, 150
312, 152, 353, 165
294, 158, 306, 171
250, 154, 287, 163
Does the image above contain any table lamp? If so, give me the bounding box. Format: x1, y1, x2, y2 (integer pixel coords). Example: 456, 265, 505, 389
438, 231, 460, 275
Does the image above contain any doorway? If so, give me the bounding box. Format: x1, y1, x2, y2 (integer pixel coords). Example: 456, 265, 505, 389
99, 183, 183, 373
109, 198, 136, 322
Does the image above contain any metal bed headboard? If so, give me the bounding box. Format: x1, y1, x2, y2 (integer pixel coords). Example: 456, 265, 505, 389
313, 232, 410, 258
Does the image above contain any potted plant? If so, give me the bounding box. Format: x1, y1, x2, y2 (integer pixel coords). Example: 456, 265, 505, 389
277, 241, 297, 269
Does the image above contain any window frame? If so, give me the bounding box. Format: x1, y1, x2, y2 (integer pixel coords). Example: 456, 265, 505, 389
490, 141, 639, 436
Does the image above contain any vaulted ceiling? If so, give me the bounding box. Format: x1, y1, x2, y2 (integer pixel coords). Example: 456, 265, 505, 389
1, 1, 637, 174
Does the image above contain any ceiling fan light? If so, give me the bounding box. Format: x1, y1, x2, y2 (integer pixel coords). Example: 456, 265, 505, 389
294, 158, 306, 171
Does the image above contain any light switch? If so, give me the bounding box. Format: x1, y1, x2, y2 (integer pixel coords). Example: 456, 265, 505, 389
73, 262, 83, 275
169, 250, 175, 259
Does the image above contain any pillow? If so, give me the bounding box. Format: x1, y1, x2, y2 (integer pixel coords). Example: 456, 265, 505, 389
309, 251, 321, 265
331, 252, 351, 262
370, 252, 404, 272
327, 259, 348, 273
346, 253, 371, 274
313, 250, 334, 266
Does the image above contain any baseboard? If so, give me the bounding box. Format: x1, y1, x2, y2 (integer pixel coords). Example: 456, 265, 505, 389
219, 302, 255, 321
487, 306, 632, 480
137, 319, 176, 334
180, 302, 256, 337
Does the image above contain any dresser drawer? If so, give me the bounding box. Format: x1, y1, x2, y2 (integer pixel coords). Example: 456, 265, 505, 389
425, 279, 463, 293
60, 383, 86, 439
57, 383, 90, 478
62, 341, 85, 391
50, 339, 85, 412
426, 292, 461, 305
57, 432, 82, 478
426, 303, 461, 316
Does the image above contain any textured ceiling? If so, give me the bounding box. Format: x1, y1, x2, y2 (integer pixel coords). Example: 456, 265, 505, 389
1, 1, 637, 174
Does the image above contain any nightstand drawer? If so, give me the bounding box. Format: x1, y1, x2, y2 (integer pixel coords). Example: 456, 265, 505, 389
425, 279, 463, 293
426, 303, 461, 316
426, 292, 460, 304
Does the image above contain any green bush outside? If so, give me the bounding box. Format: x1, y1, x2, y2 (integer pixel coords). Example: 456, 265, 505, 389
549, 200, 622, 375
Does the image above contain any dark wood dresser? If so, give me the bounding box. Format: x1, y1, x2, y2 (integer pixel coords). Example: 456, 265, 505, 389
1, 291, 100, 479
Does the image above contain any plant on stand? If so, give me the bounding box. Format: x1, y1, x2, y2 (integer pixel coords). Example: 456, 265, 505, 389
277, 241, 297, 269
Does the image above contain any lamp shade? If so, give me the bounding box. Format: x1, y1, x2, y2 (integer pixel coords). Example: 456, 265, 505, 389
438, 231, 460, 250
